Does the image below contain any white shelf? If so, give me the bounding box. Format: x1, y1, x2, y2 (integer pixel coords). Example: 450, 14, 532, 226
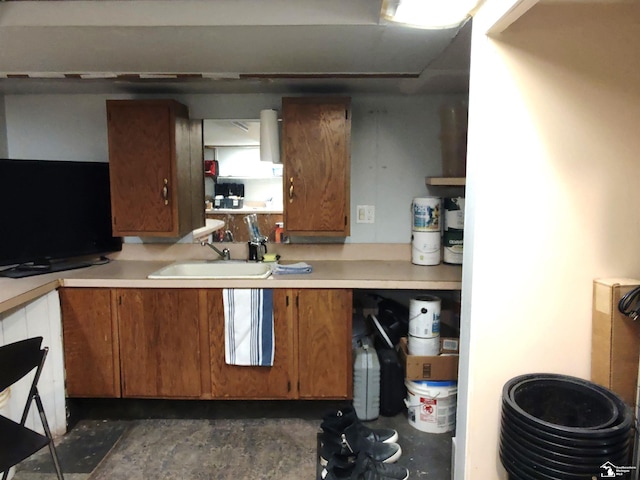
425, 177, 466, 186
191, 219, 225, 243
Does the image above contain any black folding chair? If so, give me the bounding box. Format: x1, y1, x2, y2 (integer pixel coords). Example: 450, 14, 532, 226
0, 337, 64, 480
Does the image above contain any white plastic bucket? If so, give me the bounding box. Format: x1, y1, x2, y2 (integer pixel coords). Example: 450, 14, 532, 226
443, 230, 463, 265
409, 295, 441, 338
411, 231, 440, 266
412, 197, 441, 232
405, 380, 457, 434
408, 334, 440, 356
444, 246, 463, 264
444, 197, 465, 231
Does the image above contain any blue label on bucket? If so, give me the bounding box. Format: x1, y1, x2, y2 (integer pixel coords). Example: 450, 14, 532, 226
414, 380, 457, 387
413, 202, 440, 230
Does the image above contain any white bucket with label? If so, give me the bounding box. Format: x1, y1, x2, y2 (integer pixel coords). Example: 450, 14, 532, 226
412, 197, 441, 232
405, 380, 458, 434
444, 246, 463, 264
443, 230, 463, 265
409, 295, 441, 338
444, 197, 465, 231
411, 231, 440, 266
408, 334, 440, 356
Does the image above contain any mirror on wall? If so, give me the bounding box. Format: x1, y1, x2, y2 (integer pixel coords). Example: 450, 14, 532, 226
203, 120, 284, 243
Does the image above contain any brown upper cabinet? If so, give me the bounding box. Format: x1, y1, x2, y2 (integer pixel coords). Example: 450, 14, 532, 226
282, 97, 351, 236
106, 99, 204, 237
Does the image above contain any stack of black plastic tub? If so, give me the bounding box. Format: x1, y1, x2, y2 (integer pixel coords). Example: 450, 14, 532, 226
500, 373, 633, 480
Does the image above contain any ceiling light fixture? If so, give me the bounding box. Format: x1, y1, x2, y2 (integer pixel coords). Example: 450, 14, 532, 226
231, 121, 249, 132
381, 0, 481, 29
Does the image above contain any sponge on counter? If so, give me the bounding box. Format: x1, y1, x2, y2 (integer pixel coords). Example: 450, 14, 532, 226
263, 253, 280, 263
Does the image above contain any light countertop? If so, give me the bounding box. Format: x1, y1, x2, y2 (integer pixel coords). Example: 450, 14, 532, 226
0, 271, 63, 314
0, 259, 462, 315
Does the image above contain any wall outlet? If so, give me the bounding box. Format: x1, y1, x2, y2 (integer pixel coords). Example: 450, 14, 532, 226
356, 205, 375, 224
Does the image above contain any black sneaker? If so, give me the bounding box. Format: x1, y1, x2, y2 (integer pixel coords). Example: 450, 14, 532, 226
323, 407, 399, 444
319, 427, 402, 466
321, 451, 409, 480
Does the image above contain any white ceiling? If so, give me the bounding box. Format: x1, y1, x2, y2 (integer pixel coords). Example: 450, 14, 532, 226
0, 0, 472, 95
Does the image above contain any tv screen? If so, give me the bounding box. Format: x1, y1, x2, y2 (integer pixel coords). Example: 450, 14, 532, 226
0, 159, 122, 278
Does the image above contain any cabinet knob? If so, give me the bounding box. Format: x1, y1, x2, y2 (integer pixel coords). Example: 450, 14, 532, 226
289, 177, 294, 203
162, 178, 169, 205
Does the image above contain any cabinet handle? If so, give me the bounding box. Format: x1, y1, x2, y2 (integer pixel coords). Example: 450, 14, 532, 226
289, 177, 294, 203
162, 178, 169, 205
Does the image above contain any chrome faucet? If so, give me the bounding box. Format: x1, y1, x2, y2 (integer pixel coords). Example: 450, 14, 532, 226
201, 241, 231, 261
248, 237, 268, 262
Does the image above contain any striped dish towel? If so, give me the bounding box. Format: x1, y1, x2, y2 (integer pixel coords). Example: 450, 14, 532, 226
223, 289, 274, 366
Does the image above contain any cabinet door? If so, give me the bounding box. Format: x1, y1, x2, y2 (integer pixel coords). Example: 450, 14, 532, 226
282, 97, 351, 236
117, 289, 204, 398
297, 289, 353, 399
60, 288, 120, 398
208, 289, 295, 399
189, 119, 206, 232
107, 99, 199, 237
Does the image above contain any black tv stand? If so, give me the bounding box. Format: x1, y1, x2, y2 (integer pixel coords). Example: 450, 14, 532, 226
0, 258, 103, 279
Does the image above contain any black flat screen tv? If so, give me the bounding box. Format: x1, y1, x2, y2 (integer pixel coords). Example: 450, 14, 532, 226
0, 159, 122, 278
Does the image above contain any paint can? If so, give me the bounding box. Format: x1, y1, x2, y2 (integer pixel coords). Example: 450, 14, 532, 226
411, 231, 441, 266
443, 230, 463, 265
412, 197, 441, 232
408, 295, 441, 338
408, 334, 440, 356
443, 197, 463, 265
405, 380, 458, 433
444, 197, 465, 231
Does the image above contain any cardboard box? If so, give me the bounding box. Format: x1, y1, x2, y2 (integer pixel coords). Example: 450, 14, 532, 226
399, 337, 459, 381
440, 337, 460, 354
592, 278, 640, 408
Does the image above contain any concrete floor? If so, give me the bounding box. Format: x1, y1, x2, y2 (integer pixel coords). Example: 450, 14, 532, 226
12, 399, 453, 479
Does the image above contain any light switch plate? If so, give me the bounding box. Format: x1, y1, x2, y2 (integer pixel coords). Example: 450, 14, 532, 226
356, 205, 375, 224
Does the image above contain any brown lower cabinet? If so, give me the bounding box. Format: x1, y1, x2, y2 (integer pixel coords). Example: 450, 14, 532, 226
60, 288, 120, 398
297, 288, 353, 399
117, 289, 205, 398
207, 289, 295, 399
60, 287, 352, 400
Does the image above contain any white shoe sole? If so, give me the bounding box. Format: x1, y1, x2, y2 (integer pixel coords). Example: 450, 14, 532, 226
382, 431, 399, 444
319, 444, 402, 466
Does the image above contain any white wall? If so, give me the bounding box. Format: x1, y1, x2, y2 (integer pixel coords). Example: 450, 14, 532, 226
0, 95, 7, 157
0, 291, 67, 438
457, 2, 640, 478
4, 92, 465, 243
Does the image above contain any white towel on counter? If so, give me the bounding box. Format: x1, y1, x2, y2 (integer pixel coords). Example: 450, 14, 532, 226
223, 289, 274, 366
272, 262, 313, 275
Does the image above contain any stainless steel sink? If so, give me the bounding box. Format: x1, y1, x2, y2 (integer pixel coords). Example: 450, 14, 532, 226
148, 260, 272, 279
